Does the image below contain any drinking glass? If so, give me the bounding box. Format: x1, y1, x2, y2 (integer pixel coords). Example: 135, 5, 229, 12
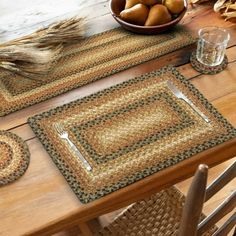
196, 26, 230, 67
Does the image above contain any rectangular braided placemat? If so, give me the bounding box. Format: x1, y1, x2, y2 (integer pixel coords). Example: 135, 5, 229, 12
28, 66, 236, 203
0, 26, 195, 116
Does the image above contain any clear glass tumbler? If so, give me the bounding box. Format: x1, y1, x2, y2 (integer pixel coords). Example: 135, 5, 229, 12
196, 26, 230, 67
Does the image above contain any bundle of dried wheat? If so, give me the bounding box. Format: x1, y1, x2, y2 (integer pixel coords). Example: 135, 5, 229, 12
189, 0, 236, 20
0, 17, 85, 78
214, 0, 236, 20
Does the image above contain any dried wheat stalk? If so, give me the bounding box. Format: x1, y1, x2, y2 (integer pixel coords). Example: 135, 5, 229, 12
189, 0, 236, 20
214, 0, 236, 19
0, 17, 85, 78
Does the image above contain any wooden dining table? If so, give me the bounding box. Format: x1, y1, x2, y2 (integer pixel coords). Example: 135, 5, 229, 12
0, 1, 236, 235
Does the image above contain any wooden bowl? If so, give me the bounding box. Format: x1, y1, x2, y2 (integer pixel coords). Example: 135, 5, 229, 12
109, 0, 187, 34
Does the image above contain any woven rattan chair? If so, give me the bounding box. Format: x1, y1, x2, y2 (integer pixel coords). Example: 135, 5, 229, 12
96, 162, 236, 236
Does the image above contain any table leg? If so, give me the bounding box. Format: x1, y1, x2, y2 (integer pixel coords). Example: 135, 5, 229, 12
78, 222, 93, 236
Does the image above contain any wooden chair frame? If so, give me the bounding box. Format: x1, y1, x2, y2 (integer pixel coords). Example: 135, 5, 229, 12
178, 161, 236, 236
79, 161, 236, 235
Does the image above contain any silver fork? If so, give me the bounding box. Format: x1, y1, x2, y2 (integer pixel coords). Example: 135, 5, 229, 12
54, 123, 92, 172
167, 80, 210, 123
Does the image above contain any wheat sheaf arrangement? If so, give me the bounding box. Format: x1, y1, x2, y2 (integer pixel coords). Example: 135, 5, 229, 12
0, 17, 85, 78
190, 0, 236, 20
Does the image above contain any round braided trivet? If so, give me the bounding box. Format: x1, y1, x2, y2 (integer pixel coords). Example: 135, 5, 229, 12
0, 130, 30, 186
190, 52, 228, 75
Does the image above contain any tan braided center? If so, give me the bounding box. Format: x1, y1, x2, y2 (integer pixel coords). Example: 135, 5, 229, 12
0, 142, 13, 170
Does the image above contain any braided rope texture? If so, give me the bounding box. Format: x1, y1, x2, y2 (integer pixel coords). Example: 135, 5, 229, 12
28, 66, 236, 203
0, 130, 30, 186
0, 27, 195, 116
98, 187, 217, 236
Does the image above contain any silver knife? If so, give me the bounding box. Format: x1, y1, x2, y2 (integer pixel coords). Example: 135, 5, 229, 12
167, 80, 210, 123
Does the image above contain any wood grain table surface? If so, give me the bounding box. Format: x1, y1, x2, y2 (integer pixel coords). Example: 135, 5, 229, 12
0, 1, 236, 236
